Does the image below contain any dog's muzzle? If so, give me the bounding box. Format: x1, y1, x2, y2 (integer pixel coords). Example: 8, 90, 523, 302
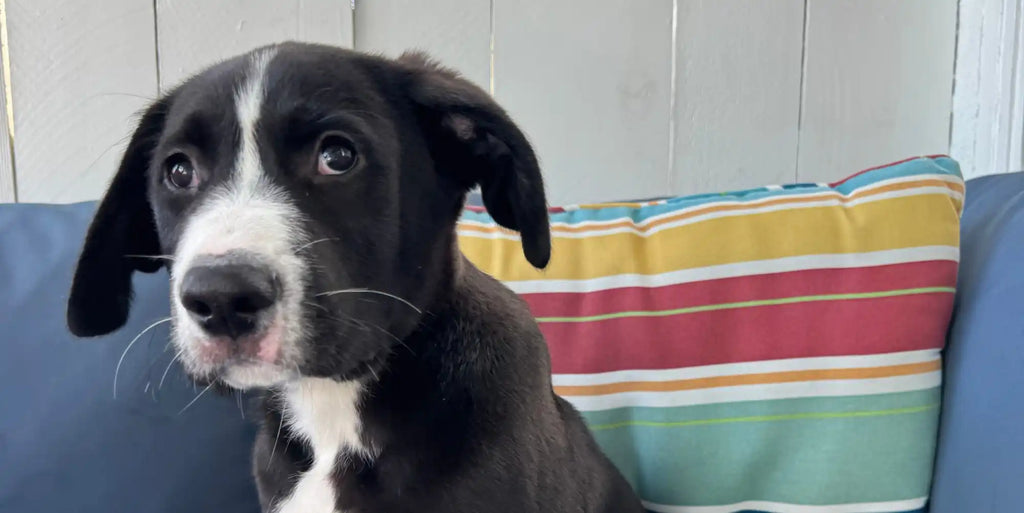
178, 252, 283, 363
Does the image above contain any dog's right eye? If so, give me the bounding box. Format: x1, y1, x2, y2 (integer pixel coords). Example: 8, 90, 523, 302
165, 154, 198, 190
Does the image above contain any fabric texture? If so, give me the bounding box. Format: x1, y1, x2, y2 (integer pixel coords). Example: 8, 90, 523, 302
0, 202, 260, 513
929, 172, 1024, 513
459, 156, 963, 513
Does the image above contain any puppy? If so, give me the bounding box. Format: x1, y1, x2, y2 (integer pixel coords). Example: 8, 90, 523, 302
67, 42, 644, 513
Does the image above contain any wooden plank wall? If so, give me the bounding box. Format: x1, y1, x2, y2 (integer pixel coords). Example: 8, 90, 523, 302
0, 0, 958, 205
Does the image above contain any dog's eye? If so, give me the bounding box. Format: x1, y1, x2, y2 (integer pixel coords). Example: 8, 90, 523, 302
317, 136, 358, 175
165, 154, 198, 189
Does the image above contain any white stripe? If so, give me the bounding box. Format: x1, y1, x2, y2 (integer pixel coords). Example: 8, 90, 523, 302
501, 246, 958, 295
551, 349, 940, 387
562, 372, 941, 411
235, 48, 275, 191
459, 184, 961, 241
642, 497, 928, 513
461, 173, 961, 233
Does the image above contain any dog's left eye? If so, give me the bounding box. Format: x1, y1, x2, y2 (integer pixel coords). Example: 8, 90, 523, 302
317, 136, 358, 175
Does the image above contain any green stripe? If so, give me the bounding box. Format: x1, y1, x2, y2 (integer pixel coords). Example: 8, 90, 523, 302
590, 403, 937, 431
579, 389, 940, 425
594, 398, 941, 506
536, 286, 955, 323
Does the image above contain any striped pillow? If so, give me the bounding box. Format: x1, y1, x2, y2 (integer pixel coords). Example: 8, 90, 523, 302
457, 156, 963, 513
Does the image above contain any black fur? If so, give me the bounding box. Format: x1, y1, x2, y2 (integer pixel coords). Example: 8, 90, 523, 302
67, 42, 644, 512
67, 100, 168, 336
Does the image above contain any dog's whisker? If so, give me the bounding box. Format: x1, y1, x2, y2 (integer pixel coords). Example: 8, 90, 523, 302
178, 382, 215, 415
124, 254, 175, 261
236, 390, 246, 419
314, 288, 421, 314
303, 301, 330, 313
318, 306, 414, 354
295, 237, 338, 253
158, 349, 183, 391
85, 91, 157, 102
113, 317, 172, 399
267, 415, 285, 470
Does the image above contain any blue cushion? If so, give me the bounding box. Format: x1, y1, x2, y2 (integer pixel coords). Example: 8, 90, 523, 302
0, 202, 260, 512
930, 172, 1024, 512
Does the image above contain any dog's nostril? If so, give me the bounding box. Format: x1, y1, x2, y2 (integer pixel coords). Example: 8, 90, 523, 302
182, 296, 213, 318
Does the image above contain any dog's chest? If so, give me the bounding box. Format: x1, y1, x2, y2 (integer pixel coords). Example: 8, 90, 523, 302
272, 378, 366, 513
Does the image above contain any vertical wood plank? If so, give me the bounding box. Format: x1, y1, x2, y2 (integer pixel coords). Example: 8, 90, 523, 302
798, 0, 958, 182
672, 0, 804, 194
0, 2, 13, 202
8, 0, 157, 203
354, 0, 490, 89
493, 0, 674, 206
951, 0, 1024, 178
156, 0, 353, 90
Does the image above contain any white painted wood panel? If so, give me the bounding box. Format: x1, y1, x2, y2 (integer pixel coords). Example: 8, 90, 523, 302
672, 0, 803, 194
0, 1, 966, 204
8, 0, 157, 203
798, 0, 958, 183
156, 0, 353, 91
354, 0, 490, 90
492, 0, 674, 206
951, 0, 1024, 179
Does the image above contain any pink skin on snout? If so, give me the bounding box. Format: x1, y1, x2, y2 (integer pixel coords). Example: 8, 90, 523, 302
196, 320, 284, 366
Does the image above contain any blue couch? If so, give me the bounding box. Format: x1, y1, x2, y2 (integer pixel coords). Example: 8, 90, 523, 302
1, 173, 1021, 512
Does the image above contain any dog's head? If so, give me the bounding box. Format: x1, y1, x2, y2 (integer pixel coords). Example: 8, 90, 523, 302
66, 43, 549, 389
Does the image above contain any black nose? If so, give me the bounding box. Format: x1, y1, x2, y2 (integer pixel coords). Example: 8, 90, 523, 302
179, 262, 279, 339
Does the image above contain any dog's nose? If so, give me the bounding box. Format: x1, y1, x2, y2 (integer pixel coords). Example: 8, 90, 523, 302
179, 262, 279, 339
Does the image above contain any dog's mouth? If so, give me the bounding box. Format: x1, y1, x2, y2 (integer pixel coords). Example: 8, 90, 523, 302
173, 313, 297, 389
173, 302, 397, 389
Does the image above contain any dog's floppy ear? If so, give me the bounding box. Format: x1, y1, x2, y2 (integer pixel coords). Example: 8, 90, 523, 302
399, 52, 551, 269
67, 99, 170, 337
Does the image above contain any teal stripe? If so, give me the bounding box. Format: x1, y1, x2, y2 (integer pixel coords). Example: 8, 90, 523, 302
836, 156, 961, 194
536, 287, 955, 323
588, 389, 942, 507
459, 157, 961, 225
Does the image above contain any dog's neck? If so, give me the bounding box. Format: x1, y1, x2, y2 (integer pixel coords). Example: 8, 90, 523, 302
273, 256, 545, 458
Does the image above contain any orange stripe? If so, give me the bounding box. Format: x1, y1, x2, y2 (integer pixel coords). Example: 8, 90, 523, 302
552, 360, 941, 396
459, 179, 963, 236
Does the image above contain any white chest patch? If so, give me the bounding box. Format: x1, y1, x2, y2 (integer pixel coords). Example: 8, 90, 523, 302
272, 378, 366, 513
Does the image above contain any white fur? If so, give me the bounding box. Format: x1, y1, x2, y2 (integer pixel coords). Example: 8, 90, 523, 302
272, 378, 367, 513
170, 48, 308, 389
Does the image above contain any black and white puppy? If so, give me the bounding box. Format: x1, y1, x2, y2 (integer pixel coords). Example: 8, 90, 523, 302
66, 42, 644, 513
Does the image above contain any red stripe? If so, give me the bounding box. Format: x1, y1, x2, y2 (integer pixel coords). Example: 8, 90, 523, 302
522, 261, 957, 319
829, 155, 950, 187
542, 293, 953, 374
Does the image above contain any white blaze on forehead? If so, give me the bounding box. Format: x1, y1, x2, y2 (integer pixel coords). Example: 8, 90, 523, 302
170, 47, 309, 387
176, 46, 284, 269
235, 48, 275, 191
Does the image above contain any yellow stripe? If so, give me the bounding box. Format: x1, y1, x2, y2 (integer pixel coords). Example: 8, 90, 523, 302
459, 193, 962, 282
554, 360, 941, 396
459, 178, 963, 237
